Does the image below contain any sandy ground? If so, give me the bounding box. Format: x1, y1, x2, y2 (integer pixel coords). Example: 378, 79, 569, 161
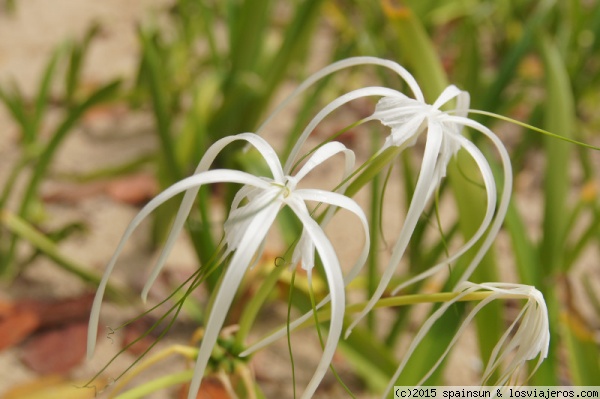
1, 1, 598, 399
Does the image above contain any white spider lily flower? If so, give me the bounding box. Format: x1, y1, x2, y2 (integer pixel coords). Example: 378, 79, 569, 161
346, 84, 513, 337
243, 57, 511, 349
383, 282, 550, 396
87, 133, 370, 399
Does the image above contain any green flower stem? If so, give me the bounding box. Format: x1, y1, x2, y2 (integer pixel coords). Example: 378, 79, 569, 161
345, 146, 402, 197
367, 137, 381, 332
261, 290, 516, 335
109, 344, 198, 397
234, 262, 286, 349
114, 369, 194, 399
458, 110, 600, 151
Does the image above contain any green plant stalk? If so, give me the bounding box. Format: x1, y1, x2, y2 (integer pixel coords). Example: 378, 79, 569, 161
108, 344, 198, 397
115, 369, 194, 399
234, 263, 286, 349
192, 1, 221, 67
0, 85, 30, 139
286, 269, 298, 399
260, 0, 323, 109
268, 291, 511, 334
529, 33, 572, 385
448, 152, 503, 370
453, 20, 482, 100
345, 146, 402, 197
0, 154, 31, 211
367, 133, 381, 332
505, 202, 541, 287
565, 209, 600, 266
56, 154, 155, 182
137, 29, 188, 250
0, 210, 125, 300
65, 24, 100, 106
138, 28, 182, 183
31, 47, 63, 143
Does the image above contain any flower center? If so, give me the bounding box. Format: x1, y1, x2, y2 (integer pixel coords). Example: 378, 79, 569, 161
274, 176, 297, 199
283, 176, 297, 198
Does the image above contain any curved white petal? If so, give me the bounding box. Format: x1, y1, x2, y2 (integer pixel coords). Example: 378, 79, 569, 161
284, 87, 401, 173
382, 282, 549, 396
229, 184, 263, 213
290, 141, 355, 271
431, 85, 462, 110
257, 57, 425, 145
295, 189, 369, 284
241, 189, 369, 356
198, 133, 285, 181
390, 134, 497, 295
443, 116, 513, 287
286, 197, 345, 399
346, 121, 444, 337
473, 283, 549, 385
87, 169, 270, 358
187, 200, 281, 399
293, 141, 355, 182
141, 134, 284, 301
224, 188, 280, 251
291, 229, 314, 271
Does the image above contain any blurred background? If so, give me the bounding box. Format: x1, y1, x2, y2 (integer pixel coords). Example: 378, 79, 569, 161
0, 0, 599, 398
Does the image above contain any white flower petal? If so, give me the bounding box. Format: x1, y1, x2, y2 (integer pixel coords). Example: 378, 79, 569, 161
291, 229, 314, 272
286, 197, 346, 399
382, 282, 549, 396
284, 87, 401, 173
257, 57, 425, 147
296, 188, 369, 283
141, 133, 284, 302
390, 134, 497, 295
347, 121, 444, 337
442, 116, 513, 287
289, 141, 357, 273
431, 85, 462, 109
240, 188, 369, 356
187, 200, 281, 399
224, 188, 280, 251
87, 169, 270, 358
294, 141, 355, 182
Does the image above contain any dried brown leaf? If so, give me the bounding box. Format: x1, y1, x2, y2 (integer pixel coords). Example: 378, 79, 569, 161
20, 321, 88, 374
0, 311, 40, 351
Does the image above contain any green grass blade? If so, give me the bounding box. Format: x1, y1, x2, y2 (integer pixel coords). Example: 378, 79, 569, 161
0, 84, 33, 142
33, 47, 63, 139
138, 28, 182, 182
539, 34, 574, 273
0, 210, 126, 300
